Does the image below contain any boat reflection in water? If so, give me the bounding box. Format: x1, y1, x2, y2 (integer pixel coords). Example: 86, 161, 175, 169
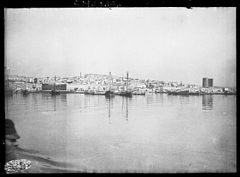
105, 90, 115, 99
106, 96, 113, 124
202, 95, 213, 110
106, 96, 129, 123
22, 89, 30, 96
5, 93, 236, 173
121, 97, 130, 121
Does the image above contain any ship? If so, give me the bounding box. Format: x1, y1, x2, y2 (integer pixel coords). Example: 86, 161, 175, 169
105, 72, 115, 98
22, 89, 30, 96
119, 72, 133, 97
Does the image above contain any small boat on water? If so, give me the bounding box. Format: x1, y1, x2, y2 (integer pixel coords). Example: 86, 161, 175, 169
105, 90, 115, 98
51, 90, 60, 95
119, 91, 133, 97
84, 90, 106, 95
132, 91, 145, 95
22, 89, 30, 96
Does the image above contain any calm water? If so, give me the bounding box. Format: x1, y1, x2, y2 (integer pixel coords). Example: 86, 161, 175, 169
5, 93, 236, 173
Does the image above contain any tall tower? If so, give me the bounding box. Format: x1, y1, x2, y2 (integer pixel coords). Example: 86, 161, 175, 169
202, 77, 209, 88
208, 78, 213, 87
203, 77, 213, 88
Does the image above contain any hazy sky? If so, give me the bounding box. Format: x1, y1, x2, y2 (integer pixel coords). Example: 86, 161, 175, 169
5, 8, 236, 87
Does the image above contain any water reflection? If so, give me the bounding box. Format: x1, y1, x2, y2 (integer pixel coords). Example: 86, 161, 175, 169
146, 94, 154, 104
156, 93, 164, 105
53, 96, 56, 111
121, 97, 130, 121
202, 95, 213, 110
5, 94, 12, 118
38, 93, 68, 112
41, 93, 51, 100
126, 97, 129, 121
179, 95, 190, 105
5, 93, 236, 172
60, 94, 67, 102
60, 94, 67, 109
106, 96, 130, 122
23, 94, 30, 111
106, 97, 113, 124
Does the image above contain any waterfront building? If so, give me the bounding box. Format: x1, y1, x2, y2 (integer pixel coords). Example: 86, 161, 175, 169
202, 77, 209, 88
203, 77, 213, 88
208, 78, 213, 87
42, 83, 67, 91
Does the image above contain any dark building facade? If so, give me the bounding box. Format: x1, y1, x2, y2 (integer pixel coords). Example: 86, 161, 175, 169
208, 78, 213, 87
202, 77, 213, 88
202, 77, 208, 88
42, 83, 67, 91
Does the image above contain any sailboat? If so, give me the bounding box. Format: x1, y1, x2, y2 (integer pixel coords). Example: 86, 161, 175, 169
51, 76, 60, 95
22, 89, 30, 96
105, 72, 115, 98
119, 72, 132, 97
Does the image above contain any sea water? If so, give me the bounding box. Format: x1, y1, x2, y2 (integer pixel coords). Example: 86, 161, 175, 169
5, 93, 236, 173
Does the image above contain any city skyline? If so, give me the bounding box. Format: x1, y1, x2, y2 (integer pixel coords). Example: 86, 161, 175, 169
5, 8, 236, 87
6, 71, 236, 89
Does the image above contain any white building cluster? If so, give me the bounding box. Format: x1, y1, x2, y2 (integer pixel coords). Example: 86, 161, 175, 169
7, 73, 236, 95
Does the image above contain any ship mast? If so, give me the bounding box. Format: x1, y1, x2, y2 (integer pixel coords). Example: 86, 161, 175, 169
54, 75, 56, 91
109, 72, 112, 90
126, 71, 129, 91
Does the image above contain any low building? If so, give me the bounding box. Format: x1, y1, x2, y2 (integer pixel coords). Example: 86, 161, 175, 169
42, 83, 67, 91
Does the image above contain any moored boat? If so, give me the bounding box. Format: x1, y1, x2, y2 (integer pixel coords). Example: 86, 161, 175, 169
132, 90, 145, 95
119, 72, 133, 97
119, 91, 133, 97
105, 90, 115, 98
105, 72, 115, 98
51, 90, 60, 95
22, 89, 30, 96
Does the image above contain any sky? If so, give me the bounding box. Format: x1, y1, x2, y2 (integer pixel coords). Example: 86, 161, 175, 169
5, 8, 236, 87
